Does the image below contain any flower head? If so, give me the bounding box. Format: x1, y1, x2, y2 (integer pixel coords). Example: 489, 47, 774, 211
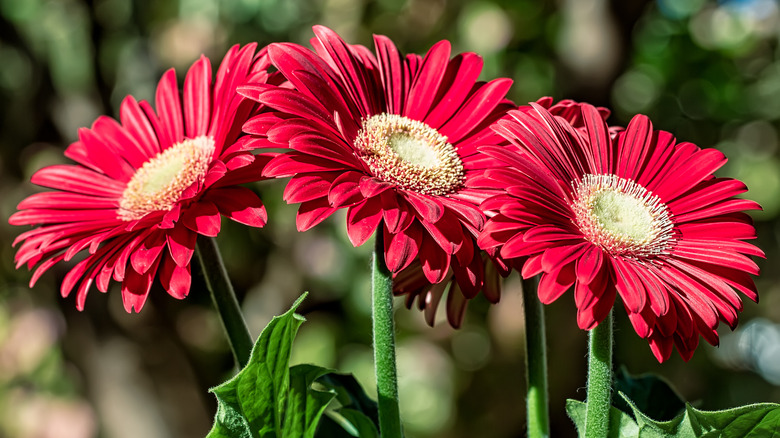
10, 44, 278, 312
239, 26, 514, 327
479, 103, 763, 362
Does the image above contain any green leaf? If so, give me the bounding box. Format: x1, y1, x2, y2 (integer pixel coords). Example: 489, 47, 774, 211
623, 393, 780, 438
206, 292, 380, 438
566, 399, 640, 438
613, 367, 686, 422
568, 372, 780, 437
207, 399, 252, 438
318, 373, 379, 427
284, 364, 337, 438
207, 293, 309, 438
315, 373, 380, 438
316, 409, 380, 438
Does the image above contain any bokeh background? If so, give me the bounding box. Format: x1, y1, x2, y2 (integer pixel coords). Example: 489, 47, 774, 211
1, 0, 780, 436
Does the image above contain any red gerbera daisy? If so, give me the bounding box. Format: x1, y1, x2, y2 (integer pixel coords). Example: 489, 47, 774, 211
478, 102, 764, 362
10, 44, 279, 312
394, 97, 615, 327
238, 26, 514, 326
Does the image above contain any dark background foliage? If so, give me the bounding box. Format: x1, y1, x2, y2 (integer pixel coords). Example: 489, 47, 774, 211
1, 0, 779, 436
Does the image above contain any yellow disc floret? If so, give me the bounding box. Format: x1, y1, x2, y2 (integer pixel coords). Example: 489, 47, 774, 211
355, 114, 464, 196
118, 136, 215, 221
572, 174, 675, 258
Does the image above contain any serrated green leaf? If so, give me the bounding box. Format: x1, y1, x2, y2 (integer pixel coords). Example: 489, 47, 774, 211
622, 392, 694, 438
207, 399, 252, 438
566, 399, 640, 438
565, 399, 587, 437
689, 403, 780, 436
620, 391, 780, 437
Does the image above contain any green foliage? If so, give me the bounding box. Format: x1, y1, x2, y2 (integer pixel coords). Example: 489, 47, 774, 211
567, 371, 780, 437
625, 396, 780, 438
613, 367, 685, 422
207, 293, 378, 438
566, 399, 640, 438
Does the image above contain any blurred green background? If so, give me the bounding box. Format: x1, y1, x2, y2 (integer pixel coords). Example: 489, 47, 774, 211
2, 0, 780, 436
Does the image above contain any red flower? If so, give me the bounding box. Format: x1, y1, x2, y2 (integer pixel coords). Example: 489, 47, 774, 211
239, 26, 514, 327
479, 103, 764, 362
10, 44, 278, 312
395, 98, 614, 326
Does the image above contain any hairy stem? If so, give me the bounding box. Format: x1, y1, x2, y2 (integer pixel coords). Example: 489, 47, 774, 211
522, 276, 550, 438
371, 230, 403, 438
585, 310, 613, 438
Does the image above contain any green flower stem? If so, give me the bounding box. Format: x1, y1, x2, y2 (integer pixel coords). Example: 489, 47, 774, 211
196, 236, 253, 369
585, 309, 614, 438
522, 276, 549, 438
371, 230, 403, 438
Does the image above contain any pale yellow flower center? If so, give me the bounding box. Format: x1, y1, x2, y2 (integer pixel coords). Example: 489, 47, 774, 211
572, 174, 674, 257
354, 114, 464, 196
118, 136, 214, 221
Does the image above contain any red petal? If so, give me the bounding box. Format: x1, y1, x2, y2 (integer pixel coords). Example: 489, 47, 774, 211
541, 242, 589, 273
648, 334, 674, 363
359, 177, 393, 198
121, 263, 158, 313
446, 283, 468, 329
284, 173, 339, 204
381, 191, 414, 234
69, 128, 135, 181
425, 53, 483, 129
119, 95, 159, 156
419, 237, 451, 284
328, 172, 365, 207
184, 56, 212, 138
166, 224, 196, 267
616, 114, 653, 179
439, 78, 512, 143
181, 202, 221, 237
31, 165, 124, 197
373, 34, 406, 114
404, 192, 444, 223
17, 192, 118, 210
311, 25, 379, 116
155, 69, 184, 148
345, 198, 383, 247
404, 40, 451, 121
537, 263, 575, 304
206, 187, 267, 228
613, 258, 647, 313
576, 246, 604, 283
159, 254, 191, 299
452, 250, 484, 299
297, 198, 338, 232
384, 223, 423, 272
419, 211, 465, 256
130, 230, 166, 274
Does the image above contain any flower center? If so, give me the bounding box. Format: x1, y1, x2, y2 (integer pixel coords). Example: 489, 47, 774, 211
354, 113, 464, 195
572, 174, 675, 258
118, 136, 215, 221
